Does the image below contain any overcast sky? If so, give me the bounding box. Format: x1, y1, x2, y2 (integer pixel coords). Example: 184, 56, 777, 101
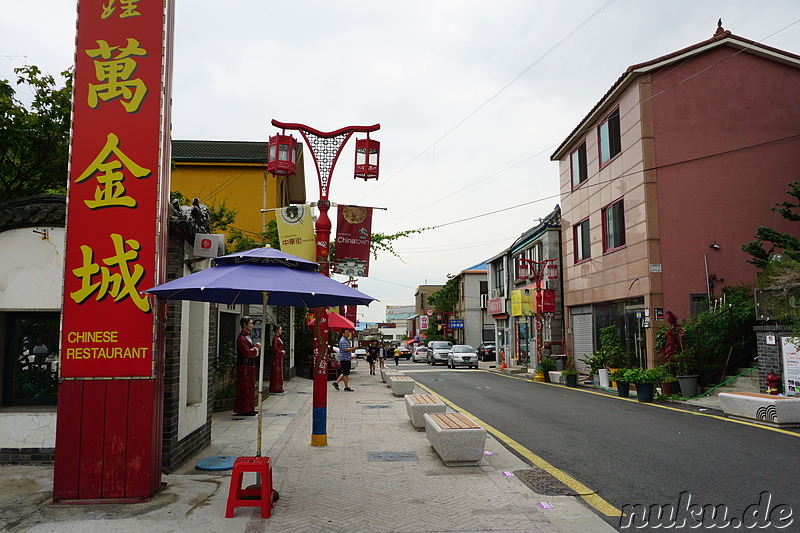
2, 0, 799, 323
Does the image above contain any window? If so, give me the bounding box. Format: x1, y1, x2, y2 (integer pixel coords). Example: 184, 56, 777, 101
493, 263, 505, 296
602, 198, 625, 251
574, 217, 591, 262
2, 312, 60, 406
570, 141, 588, 188
598, 108, 621, 166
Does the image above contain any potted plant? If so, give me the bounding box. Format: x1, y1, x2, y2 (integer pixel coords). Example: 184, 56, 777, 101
623, 367, 660, 403
561, 356, 579, 387
655, 364, 677, 396
609, 368, 630, 397
539, 356, 556, 383
579, 353, 605, 385
661, 311, 698, 397
597, 325, 625, 386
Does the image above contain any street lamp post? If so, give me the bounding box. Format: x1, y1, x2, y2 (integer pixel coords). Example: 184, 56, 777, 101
517, 258, 557, 376
271, 120, 380, 446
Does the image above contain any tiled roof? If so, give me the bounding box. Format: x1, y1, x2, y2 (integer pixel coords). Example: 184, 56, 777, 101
510, 205, 561, 253
172, 140, 269, 163
0, 194, 66, 232
551, 28, 800, 161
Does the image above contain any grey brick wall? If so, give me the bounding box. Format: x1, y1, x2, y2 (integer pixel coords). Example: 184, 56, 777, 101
755, 323, 794, 394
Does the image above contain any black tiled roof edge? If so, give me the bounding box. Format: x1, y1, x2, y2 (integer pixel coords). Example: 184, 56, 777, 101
172, 140, 269, 163
0, 195, 66, 232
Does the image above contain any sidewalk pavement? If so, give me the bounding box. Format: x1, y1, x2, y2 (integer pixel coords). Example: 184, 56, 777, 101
1, 367, 617, 533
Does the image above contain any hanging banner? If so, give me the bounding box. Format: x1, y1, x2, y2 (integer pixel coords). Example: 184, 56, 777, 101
59, 0, 171, 379
333, 205, 373, 277
276, 204, 316, 261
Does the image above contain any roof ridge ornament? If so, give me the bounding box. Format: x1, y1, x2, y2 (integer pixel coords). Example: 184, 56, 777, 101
715, 18, 725, 36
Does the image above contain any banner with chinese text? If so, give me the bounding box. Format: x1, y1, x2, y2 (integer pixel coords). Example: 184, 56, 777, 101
60, 0, 169, 378
275, 204, 315, 261
333, 205, 373, 277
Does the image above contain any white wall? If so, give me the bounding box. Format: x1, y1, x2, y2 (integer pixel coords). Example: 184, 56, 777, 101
178, 299, 209, 440
0, 227, 65, 309
0, 412, 56, 448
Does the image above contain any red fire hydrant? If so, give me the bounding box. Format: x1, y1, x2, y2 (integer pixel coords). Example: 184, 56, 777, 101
766, 371, 780, 395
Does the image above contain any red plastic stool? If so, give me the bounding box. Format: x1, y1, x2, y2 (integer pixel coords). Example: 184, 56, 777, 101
225, 456, 273, 519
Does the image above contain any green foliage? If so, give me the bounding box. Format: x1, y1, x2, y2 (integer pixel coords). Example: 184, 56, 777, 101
609, 368, 628, 383
596, 325, 626, 368
539, 356, 556, 373
580, 353, 605, 373
622, 367, 660, 384
214, 341, 237, 399
654, 364, 676, 383
742, 181, 800, 270
561, 356, 579, 376
371, 227, 431, 259
0, 66, 73, 201
429, 275, 460, 314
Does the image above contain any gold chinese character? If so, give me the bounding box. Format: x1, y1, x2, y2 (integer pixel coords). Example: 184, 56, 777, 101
101, 0, 140, 19
76, 133, 151, 210
101, 0, 116, 19
71, 233, 151, 313
86, 38, 147, 112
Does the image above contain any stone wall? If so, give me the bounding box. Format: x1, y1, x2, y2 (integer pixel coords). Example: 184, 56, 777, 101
755, 323, 794, 394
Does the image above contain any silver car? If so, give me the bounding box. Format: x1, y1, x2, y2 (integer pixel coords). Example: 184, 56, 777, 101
412, 346, 428, 362
427, 341, 453, 365
447, 345, 478, 369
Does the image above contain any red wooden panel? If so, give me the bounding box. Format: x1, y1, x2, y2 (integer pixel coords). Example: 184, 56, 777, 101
53, 381, 84, 501
102, 380, 130, 499
126, 379, 155, 499
78, 381, 107, 499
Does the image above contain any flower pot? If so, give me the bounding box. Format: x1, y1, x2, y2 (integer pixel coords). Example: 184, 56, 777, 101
565, 374, 578, 387
598, 369, 610, 388
616, 381, 630, 397
543, 372, 551, 383
660, 381, 674, 396
677, 375, 699, 398
635, 383, 654, 403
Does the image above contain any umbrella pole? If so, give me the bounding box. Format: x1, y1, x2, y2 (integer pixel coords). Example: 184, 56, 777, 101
257, 291, 268, 456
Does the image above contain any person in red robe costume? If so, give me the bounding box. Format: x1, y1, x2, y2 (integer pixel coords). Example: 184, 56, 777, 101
235, 316, 260, 416
270, 325, 285, 393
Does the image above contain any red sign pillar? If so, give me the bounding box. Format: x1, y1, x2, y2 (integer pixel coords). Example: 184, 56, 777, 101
53, 0, 174, 502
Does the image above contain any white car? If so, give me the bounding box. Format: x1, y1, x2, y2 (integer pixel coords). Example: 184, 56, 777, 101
353, 348, 367, 359
447, 345, 478, 369
411, 346, 428, 363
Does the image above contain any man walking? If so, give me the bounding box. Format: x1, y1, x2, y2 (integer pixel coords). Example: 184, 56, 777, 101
333, 330, 356, 392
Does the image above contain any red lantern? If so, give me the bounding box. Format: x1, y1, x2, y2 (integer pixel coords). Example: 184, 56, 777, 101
354, 136, 380, 180
267, 133, 298, 176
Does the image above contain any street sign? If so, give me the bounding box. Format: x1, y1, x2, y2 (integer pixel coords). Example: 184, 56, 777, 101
420, 316, 429, 329
426, 309, 433, 316
449, 319, 464, 329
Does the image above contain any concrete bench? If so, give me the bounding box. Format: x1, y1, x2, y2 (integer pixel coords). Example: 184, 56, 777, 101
718, 392, 800, 428
405, 394, 447, 430
423, 412, 487, 466
389, 375, 415, 396
381, 367, 403, 383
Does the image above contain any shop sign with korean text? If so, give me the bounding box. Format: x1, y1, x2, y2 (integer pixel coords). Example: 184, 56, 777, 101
60, 0, 170, 378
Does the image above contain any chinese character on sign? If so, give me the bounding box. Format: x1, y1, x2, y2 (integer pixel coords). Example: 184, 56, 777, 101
85, 38, 148, 112
75, 133, 151, 209
71, 233, 151, 313
101, 0, 142, 19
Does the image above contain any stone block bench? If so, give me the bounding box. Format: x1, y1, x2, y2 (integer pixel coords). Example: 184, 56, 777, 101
718, 392, 800, 428
389, 375, 415, 396
548, 371, 564, 384
405, 394, 447, 430
423, 412, 487, 466
381, 367, 404, 383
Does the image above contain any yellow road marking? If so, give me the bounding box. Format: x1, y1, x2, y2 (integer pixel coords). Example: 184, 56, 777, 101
415, 381, 620, 517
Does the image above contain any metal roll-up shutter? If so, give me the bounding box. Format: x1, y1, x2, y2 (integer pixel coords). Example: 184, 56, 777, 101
570, 307, 593, 374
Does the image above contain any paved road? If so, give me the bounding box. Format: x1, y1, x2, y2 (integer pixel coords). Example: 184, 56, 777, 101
399, 362, 800, 531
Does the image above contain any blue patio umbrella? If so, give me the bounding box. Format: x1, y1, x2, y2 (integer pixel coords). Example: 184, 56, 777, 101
145, 246, 376, 454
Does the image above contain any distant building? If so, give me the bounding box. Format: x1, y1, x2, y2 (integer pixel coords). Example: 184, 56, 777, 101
386, 305, 415, 323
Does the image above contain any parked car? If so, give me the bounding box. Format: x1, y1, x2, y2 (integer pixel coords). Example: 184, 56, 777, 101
411, 346, 428, 362
353, 347, 367, 359
477, 343, 496, 362
426, 341, 453, 365
448, 345, 478, 369
396, 345, 412, 360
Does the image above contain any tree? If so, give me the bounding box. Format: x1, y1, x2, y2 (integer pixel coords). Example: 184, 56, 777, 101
0, 66, 73, 202
742, 181, 800, 272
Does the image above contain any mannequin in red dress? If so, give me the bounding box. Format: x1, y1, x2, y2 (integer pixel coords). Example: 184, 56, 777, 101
269, 325, 285, 393
234, 316, 260, 415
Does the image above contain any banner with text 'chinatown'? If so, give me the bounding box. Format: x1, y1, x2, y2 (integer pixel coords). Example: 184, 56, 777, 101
333, 205, 373, 277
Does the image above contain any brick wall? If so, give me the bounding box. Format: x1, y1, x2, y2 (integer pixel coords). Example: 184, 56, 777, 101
755, 323, 794, 394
